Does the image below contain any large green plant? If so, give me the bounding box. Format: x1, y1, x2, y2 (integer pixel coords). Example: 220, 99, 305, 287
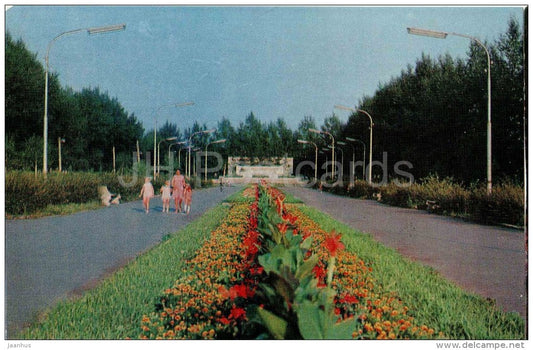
250, 184, 360, 339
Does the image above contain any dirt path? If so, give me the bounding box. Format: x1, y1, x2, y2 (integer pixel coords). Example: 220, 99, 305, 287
5, 185, 241, 338
283, 186, 527, 318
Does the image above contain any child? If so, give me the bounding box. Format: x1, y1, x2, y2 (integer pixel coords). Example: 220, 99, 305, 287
160, 180, 172, 213
183, 183, 192, 215
139, 177, 154, 213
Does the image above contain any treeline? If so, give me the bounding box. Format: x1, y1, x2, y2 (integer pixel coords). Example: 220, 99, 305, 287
5, 17, 525, 185
6, 33, 145, 172
340, 18, 525, 184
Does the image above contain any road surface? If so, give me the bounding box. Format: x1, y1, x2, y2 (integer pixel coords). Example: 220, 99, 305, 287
5, 185, 241, 338
283, 186, 527, 318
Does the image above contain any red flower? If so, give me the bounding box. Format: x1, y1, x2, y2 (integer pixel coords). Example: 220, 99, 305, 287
312, 265, 326, 277
312, 265, 326, 279
343, 294, 359, 304
324, 230, 345, 257
277, 223, 288, 234
282, 213, 298, 225
229, 284, 248, 299
251, 266, 264, 275
249, 216, 258, 229
275, 195, 285, 214
219, 317, 231, 325
230, 307, 247, 320
230, 284, 255, 299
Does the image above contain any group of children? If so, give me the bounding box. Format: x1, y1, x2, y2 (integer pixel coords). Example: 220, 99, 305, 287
139, 169, 192, 214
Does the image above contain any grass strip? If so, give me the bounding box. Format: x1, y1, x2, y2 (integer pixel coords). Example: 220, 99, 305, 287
6, 201, 102, 220
18, 203, 230, 340
296, 205, 525, 340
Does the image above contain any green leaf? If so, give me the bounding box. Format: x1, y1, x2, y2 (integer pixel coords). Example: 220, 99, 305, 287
295, 254, 319, 280
256, 307, 288, 340
272, 271, 296, 302
295, 300, 325, 339
325, 317, 359, 340
300, 236, 314, 250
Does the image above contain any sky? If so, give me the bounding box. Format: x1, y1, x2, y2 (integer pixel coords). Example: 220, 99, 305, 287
4, 4, 525, 133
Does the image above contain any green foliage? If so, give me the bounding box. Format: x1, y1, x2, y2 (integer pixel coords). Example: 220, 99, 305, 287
251, 185, 363, 340
5, 32, 144, 172
469, 181, 525, 226
317, 176, 524, 227
5, 171, 166, 216
340, 18, 524, 184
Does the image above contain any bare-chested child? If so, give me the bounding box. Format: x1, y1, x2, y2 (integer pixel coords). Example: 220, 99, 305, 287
160, 180, 172, 213
139, 177, 154, 213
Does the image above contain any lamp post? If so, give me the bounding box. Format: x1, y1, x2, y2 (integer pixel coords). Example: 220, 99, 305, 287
320, 150, 328, 177
191, 148, 201, 177
335, 105, 374, 184
168, 141, 186, 171
58, 137, 65, 172
309, 128, 335, 179
157, 136, 177, 176
205, 139, 227, 181
177, 146, 185, 171
188, 128, 216, 178
297, 139, 318, 180
153, 101, 194, 179
43, 24, 126, 175
407, 27, 492, 194
346, 137, 366, 179
337, 141, 351, 182
328, 145, 343, 181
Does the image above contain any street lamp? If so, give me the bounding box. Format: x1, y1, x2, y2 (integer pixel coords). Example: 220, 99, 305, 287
191, 147, 202, 177
58, 137, 65, 172
168, 141, 186, 171
153, 101, 194, 179
309, 128, 335, 179
337, 141, 351, 182
205, 139, 227, 181
188, 128, 216, 178
43, 23, 126, 175
297, 139, 318, 180
335, 105, 374, 184
407, 26, 492, 194
346, 137, 366, 180
328, 145, 344, 181
157, 136, 177, 176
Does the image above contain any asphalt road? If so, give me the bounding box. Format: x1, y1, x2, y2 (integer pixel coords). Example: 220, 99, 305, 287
283, 186, 527, 318
4, 185, 241, 338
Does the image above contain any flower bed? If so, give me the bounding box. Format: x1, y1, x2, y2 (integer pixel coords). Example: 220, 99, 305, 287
139, 184, 441, 339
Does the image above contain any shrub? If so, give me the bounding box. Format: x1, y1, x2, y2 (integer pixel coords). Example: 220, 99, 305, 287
346, 180, 378, 199
379, 184, 414, 208
314, 174, 524, 227
5, 171, 167, 215
469, 182, 524, 226
411, 175, 469, 214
